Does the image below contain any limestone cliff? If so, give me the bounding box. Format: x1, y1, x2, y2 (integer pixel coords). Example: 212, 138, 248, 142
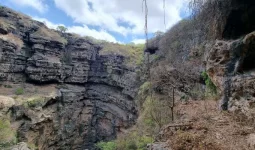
206, 31, 255, 113
0, 6, 139, 150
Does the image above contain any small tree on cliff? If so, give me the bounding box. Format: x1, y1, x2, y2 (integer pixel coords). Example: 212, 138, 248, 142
57, 26, 68, 33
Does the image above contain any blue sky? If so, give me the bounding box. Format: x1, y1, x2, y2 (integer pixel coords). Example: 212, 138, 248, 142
0, 0, 189, 43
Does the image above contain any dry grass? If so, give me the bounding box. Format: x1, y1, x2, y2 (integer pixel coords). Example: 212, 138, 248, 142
0, 6, 33, 28
0, 33, 23, 50
33, 27, 67, 44
0, 118, 17, 147
171, 131, 223, 150
100, 43, 144, 66
0, 18, 16, 32
159, 100, 255, 150
0, 82, 58, 105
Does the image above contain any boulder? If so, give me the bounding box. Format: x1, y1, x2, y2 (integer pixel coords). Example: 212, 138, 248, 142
11, 142, 30, 150
0, 95, 15, 111
206, 31, 255, 111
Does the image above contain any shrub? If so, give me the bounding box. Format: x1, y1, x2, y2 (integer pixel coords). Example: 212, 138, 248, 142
201, 71, 217, 95
96, 132, 152, 150
138, 82, 151, 97
28, 143, 38, 150
96, 141, 116, 150
0, 118, 17, 148
56, 26, 68, 33
4, 84, 12, 88
143, 96, 172, 129
115, 131, 153, 150
15, 87, 24, 95
23, 96, 45, 108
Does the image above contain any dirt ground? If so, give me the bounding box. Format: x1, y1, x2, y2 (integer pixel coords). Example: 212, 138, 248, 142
0, 82, 58, 105
158, 100, 255, 150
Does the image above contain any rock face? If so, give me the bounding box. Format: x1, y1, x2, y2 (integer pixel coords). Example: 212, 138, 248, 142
11, 142, 30, 150
0, 7, 138, 149
206, 31, 255, 113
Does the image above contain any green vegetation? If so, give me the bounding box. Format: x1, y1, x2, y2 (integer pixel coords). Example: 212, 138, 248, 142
28, 143, 38, 150
60, 34, 144, 66
4, 84, 12, 88
201, 71, 217, 95
96, 81, 158, 150
138, 82, 151, 100
100, 43, 145, 66
15, 87, 24, 95
56, 25, 68, 33
23, 96, 46, 108
115, 132, 152, 150
96, 132, 153, 150
0, 118, 17, 148
96, 141, 116, 150
142, 96, 172, 129
99, 82, 171, 150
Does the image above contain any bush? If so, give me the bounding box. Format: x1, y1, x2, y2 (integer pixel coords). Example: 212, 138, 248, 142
23, 96, 45, 108
4, 84, 12, 88
15, 87, 24, 95
138, 81, 151, 103
115, 131, 153, 150
56, 26, 68, 33
201, 71, 217, 95
96, 132, 153, 150
96, 141, 116, 150
28, 143, 38, 150
0, 118, 17, 148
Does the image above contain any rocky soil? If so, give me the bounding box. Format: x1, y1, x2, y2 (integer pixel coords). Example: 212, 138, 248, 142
150, 100, 255, 150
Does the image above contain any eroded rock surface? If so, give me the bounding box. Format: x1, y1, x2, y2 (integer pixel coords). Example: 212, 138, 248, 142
0, 6, 139, 149
206, 31, 255, 113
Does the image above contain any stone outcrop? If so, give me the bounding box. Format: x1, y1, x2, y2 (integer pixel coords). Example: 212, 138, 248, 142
206, 31, 255, 113
11, 142, 30, 150
0, 6, 138, 149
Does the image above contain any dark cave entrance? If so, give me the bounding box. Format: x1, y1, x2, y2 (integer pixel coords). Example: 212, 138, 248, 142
242, 46, 255, 72
222, 1, 255, 39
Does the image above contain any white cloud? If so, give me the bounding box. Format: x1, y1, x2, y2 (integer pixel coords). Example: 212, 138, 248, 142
132, 39, 145, 44
53, 0, 188, 36
9, 0, 48, 13
32, 17, 118, 43
68, 26, 118, 43
33, 17, 64, 29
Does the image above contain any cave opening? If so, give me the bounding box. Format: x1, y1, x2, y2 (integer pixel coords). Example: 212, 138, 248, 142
242, 47, 255, 72
222, 2, 255, 39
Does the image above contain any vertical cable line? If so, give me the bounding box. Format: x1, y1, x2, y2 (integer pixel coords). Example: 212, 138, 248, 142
163, 0, 166, 31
